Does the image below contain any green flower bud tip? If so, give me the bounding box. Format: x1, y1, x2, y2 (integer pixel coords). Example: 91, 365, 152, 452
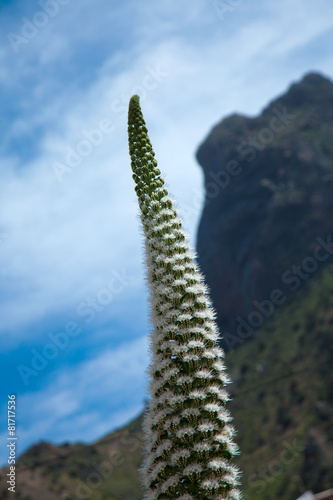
128, 95, 140, 114
130, 94, 140, 105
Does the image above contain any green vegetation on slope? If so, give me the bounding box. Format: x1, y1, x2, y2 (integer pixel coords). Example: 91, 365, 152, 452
0, 262, 332, 500
0, 415, 144, 500
227, 262, 333, 499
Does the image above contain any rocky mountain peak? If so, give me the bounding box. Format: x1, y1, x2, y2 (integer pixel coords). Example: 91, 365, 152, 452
196, 72, 333, 343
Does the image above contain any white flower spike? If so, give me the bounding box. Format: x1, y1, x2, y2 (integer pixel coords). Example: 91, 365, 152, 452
128, 95, 242, 500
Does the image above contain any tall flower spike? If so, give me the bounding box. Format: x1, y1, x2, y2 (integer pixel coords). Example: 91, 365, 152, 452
128, 95, 242, 500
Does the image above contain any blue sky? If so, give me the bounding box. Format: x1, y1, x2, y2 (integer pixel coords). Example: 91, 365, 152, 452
1, 0, 333, 465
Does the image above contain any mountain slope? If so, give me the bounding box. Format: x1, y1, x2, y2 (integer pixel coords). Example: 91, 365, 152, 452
1, 261, 332, 499
0, 415, 144, 500
226, 262, 333, 499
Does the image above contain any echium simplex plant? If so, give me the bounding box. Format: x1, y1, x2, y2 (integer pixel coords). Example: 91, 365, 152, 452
128, 94, 241, 500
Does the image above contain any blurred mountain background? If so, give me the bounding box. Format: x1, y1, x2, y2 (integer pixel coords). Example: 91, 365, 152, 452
1, 72, 332, 500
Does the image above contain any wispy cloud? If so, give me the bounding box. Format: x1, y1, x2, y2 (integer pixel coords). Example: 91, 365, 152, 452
1, 0, 333, 465
0, 336, 149, 464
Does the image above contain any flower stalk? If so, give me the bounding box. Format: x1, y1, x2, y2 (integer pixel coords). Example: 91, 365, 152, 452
128, 94, 241, 500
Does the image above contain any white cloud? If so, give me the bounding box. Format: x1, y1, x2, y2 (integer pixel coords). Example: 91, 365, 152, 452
0, 336, 149, 465
1, 0, 333, 461
1, 0, 333, 340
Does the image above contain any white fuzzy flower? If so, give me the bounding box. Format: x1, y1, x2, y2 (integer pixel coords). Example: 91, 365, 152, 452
175, 375, 192, 385
146, 408, 172, 429
181, 407, 200, 418
194, 309, 216, 320
204, 331, 220, 343
176, 426, 196, 438
172, 264, 186, 272
175, 313, 192, 322
183, 463, 203, 476
164, 414, 181, 430
216, 409, 233, 424
193, 442, 210, 452
213, 360, 227, 371
169, 394, 186, 406
209, 458, 229, 471
160, 476, 179, 493
204, 403, 221, 413
183, 353, 200, 362
201, 478, 221, 491
147, 460, 168, 482
187, 339, 205, 349
186, 284, 208, 295
188, 390, 207, 400
179, 300, 195, 310
155, 283, 172, 295
195, 295, 209, 305
162, 232, 177, 241
202, 349, 218, 360
170, 448, 191, 465
173, 278, 187, 287
206, 384, 222, 395
198, 421, 217, 433
218, 372, 231, 385
195, 370, 213, 380
152, 357, 172, 372
156, 341, 187, 356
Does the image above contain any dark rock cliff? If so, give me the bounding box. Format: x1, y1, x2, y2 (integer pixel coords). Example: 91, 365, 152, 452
196, 72, 333, 342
